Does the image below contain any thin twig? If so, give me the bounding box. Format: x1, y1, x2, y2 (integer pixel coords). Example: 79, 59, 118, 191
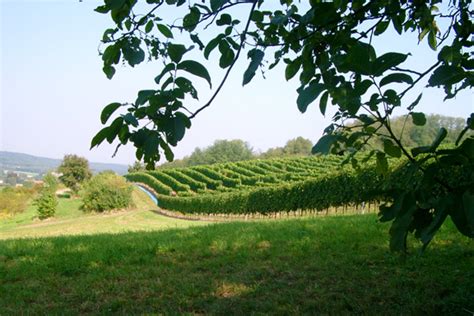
189, 0, 258, 119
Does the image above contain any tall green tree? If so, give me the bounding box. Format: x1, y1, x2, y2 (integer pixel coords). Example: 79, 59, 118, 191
188, 139, 254, 165
261, 137, 313, 158
92, 0, 473, 252
58, 154, 92, 192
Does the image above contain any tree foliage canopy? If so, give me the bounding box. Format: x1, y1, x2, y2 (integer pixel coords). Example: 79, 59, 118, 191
93, 0, 473, 252
58, 155, 93, 192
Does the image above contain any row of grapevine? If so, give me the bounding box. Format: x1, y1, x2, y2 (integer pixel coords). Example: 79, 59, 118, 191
156, 168, 385, 214
128, 155, 363, 199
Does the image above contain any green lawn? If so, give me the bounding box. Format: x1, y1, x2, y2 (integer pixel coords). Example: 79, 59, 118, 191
0, 188, 207, 239
0, 212, 473, 314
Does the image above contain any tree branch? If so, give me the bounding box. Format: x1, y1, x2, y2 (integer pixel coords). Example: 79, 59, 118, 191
189, 0, 258, 119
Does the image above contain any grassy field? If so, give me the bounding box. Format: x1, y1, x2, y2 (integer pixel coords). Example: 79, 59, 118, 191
1, 208, 473, 314
0, 188, 207, 239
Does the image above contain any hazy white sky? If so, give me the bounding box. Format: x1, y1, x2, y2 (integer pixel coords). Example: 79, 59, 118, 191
1, 1, 472, 165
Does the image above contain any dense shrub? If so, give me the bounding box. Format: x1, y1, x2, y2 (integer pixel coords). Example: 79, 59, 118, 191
81, 172, 133, 212
35, 189, 58, 220
0, 187, 37, 216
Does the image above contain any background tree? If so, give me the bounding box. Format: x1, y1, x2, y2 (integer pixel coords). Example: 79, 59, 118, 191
58, 154, 92, 192
128, 161, 146, 173
92, 0, 473, 252
261, 137, 313, 158
351, 114, 469, 149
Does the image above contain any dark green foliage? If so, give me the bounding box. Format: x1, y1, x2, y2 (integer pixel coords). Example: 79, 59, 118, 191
179, 168, 222, 190
95, 0, 474, 252
35, 188, 57, 220
58, 154, 92, 192
81, 172, 133, 213
148, 171, 191, 192
161, 169, 206, 191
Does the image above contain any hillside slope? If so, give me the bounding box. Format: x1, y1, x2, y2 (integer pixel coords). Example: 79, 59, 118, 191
0, 151, 128, 175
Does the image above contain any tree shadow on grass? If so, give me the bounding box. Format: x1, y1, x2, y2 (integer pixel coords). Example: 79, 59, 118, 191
0, 216, 472, 314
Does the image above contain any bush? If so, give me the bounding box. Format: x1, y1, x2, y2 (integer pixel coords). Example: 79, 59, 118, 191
35, 189, 58, 220
81, 172, 133, 212
0, 187, 36, 216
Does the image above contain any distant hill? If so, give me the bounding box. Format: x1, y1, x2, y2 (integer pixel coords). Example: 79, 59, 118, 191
0, 151, 128, 175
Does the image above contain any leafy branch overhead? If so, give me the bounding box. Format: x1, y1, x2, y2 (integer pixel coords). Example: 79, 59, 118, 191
93, 0, 473, 252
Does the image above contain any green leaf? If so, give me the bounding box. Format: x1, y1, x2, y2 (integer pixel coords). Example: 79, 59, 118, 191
462, 191, 474, 236
177, 60, 212, 88
428, 65, 466, 86
101, 102, 122, 124
379, 193, 406, 222
135, 90, 155, 106
383, 139, 402, 158
122, 113, 139, 127
376, 152, 388, 175
411, 146, 431, 157
154, 63, 176, 85
428, 30, 437, 50
216, 13, 232, 26
159, 138, 175, 162
174, 115, 186, 142
105, 0, 126, 10
157, 24, 173, 38
296, 81, 325, 113
319, 91, 329, 116
122, 45, 145, 67
143, 132, 159, 159
90, 126, 110, 149
374, 21, 389, 35
103, 65, 116, 79
410, 112, 426, 126
175, 112, 191, 128
175, 77, 198, 99
380, 73, 413, 86
373, 53, 409, 76
407, 93, 422, 111
450, 194, 474, 238
190, 34, 204, 50
459, 137, 474, 159
429, 127, 447, 150
218, 41, 234, 68
204, 34, 224, 59
183, 7, 200, 32
243, 49, 264, 86
345, 41, 375, 75
312, 134, 337, 154
418, 28, 429, 42
145, 20, 153, 33
285, 57, 301, 81
210, 0, 226, 11
389, 193, 417, 252
95, 5, 110, 14
106, 117, 124, 143
167, 44, 187, 63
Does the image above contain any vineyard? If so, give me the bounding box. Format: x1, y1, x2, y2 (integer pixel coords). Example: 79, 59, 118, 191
126, 155, 386, 215
125, 154, 472, 216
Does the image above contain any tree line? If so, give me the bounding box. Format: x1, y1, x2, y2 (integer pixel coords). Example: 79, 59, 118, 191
129, 114, 467, 172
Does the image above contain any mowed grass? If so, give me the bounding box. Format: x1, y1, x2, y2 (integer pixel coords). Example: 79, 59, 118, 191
0, 188, 207, 239
0, 214, 472, 314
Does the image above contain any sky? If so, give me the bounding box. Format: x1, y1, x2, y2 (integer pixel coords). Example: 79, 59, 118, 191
1, 1, 472, 165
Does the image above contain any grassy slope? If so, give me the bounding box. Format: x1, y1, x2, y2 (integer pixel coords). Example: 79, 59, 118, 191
0, 188, 206, 239
0, 214, 472, 314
